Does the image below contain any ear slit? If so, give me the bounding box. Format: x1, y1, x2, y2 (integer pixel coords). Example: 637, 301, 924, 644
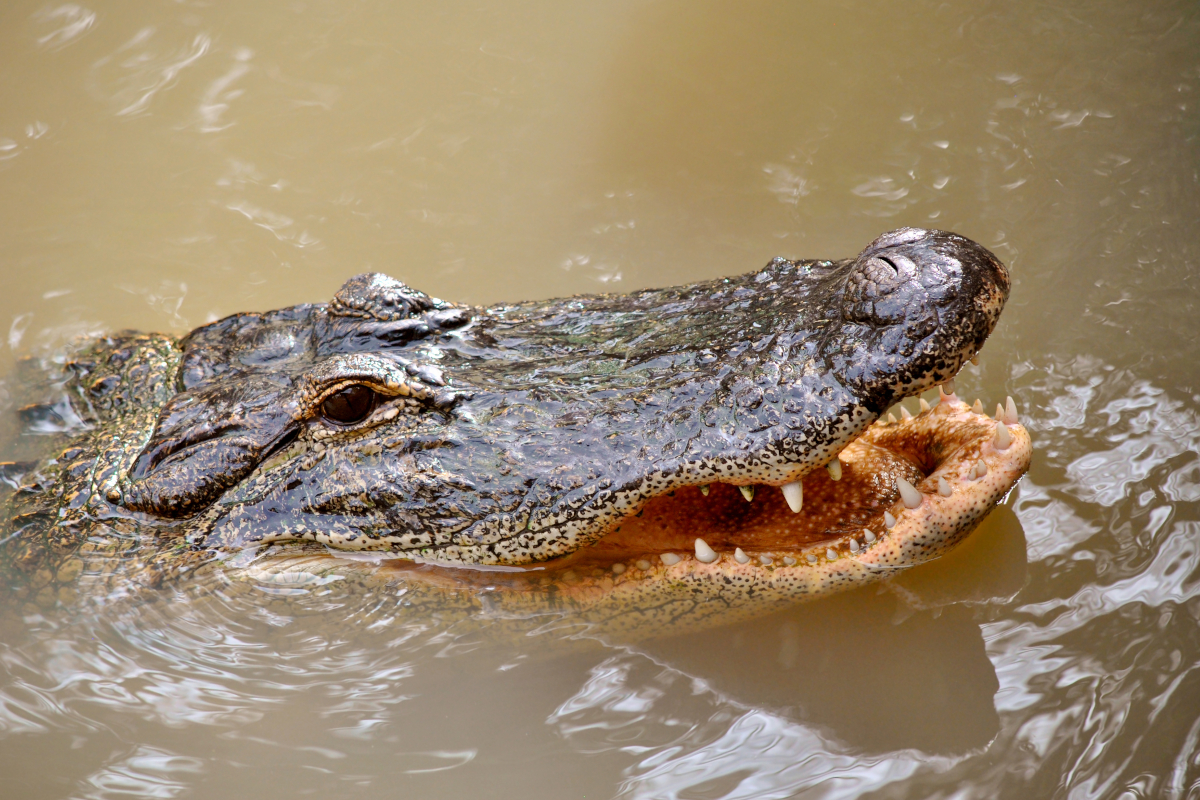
259, 427, 300, 462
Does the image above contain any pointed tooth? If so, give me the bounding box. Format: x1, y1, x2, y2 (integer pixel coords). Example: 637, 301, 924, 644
1004, 396, 1019, 425
759, 554, 773, 566
897, 478, 923, 509
636, 560, 651, 570
825, 548, 838, 561
781, 481, 803, 513
699, 484, 710, 496
901, 406, 913, 420
972, 398, 983, 414
996, 403, 1005, 420
786, 556, 799, 566
739, 485, 755, 502
884, 510, 897, 529
942, 378, 956, 396
612, 563, 627, 575
974, 459, 988, 478
864, 529, 876, 543
694, 538, 718, 563
994, 421, 1012, 450
803, 554, 816, 564
919, 397, 931, 412
734, 547, 750, 564
970, 356, 979, 366
848, 539, 860, 553
888, 412, 898, 424
826, 459, 842, 481
938, 476, 952, 497
661, 552, 681, 566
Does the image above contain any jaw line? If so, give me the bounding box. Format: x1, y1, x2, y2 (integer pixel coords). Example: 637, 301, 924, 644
497, 391, 1031, 581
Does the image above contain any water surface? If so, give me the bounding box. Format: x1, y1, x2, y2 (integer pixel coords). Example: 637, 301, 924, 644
1, 1, 1198, 797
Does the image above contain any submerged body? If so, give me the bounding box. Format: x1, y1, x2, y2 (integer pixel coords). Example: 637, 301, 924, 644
0, 228, 1030, 637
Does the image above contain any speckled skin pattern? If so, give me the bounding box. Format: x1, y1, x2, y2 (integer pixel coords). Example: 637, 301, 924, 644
0, 227, 1028, 635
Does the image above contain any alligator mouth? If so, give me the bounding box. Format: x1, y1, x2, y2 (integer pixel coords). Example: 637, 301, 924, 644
366, 387, 1031, 600
237, 387, 1029, 639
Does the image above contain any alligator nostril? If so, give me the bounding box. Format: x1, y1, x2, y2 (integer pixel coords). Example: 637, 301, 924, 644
878, 256, 898, 275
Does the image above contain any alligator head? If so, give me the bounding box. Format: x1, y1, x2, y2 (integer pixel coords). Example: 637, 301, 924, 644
61, 227, 1028, 624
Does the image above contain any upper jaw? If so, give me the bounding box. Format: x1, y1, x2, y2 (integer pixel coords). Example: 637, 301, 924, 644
387, 227, 1010, 564
201, 229, 1010, 567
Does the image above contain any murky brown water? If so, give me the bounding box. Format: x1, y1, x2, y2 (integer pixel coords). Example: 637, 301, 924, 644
2, 1, 1198, 797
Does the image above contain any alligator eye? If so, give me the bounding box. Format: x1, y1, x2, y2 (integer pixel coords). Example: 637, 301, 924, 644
320, 384, 376, 425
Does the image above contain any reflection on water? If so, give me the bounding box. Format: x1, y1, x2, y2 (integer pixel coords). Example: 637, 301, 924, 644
2, 0, 1199, 797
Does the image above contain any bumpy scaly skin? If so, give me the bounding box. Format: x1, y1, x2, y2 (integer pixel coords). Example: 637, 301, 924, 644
0, 228, 1026, 636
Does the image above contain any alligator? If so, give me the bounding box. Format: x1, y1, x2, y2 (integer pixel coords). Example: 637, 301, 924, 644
0, 227, 1031, 638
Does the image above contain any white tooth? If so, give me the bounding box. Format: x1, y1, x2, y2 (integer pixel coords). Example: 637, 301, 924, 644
739, 485, 755, 502
974, 459, 988, 478
996, 403, 1005, 420
661, 553, 681, 566
864, 529, 876, 543
901, 406, 913, 420
802, 554, 814, 564
884, 510, 897, 528
970, 356, 979, 366
849, 539, 860, 552
972, 398, 983, 414
942, 378, 956, 396
826, 548, 838, 560
919, 397, 931, 412
759, 554, 773, 566
1005, 396, 1019, 425
694, 538, 718, 563
888, 412, 898, 424
826, 459, 842, 481
699, 484, 710, 496
994, 421, 1012, 450
782, 481, 803, 513
938, 476, 952, 497
897, 478, 923, 508
785, 556, 798, 566
612, 563, 626, 574
636, 560, 651, 570
734, 547, 750, 564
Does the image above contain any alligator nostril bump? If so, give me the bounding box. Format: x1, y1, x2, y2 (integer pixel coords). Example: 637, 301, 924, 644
878, 256, 898, 275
